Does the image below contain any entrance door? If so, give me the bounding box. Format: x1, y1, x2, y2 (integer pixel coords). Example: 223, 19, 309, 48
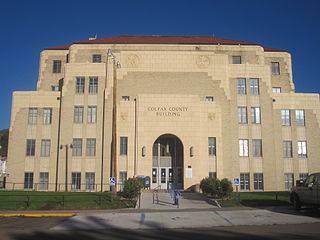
152, 134, 184, 189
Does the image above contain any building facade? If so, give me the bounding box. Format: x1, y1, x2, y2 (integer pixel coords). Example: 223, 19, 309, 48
7, 36, 320, 191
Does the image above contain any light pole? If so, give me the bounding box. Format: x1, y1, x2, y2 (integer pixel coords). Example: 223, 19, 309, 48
60, 144, 72, 192
107, 49, 121, 200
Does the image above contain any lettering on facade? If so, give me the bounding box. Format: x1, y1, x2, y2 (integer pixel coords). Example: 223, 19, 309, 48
147, 106, 188, 117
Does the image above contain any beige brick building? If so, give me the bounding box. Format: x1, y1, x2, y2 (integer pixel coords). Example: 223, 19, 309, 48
7, 36, 320, 192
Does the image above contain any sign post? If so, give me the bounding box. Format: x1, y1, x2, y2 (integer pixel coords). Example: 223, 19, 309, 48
233, 177, 240, 202
110, 177, 116, 187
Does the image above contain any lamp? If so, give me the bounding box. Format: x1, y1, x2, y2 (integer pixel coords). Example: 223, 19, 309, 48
190, 146, 194, 157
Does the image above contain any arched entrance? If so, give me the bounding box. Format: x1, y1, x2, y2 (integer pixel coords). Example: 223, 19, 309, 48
152, 134, 184, 189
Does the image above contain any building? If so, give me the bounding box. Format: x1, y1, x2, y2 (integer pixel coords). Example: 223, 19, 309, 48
7, 35, 320, 192
0, 155, 7, 188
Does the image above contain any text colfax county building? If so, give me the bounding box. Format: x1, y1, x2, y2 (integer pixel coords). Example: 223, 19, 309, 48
7, 35, 320, 192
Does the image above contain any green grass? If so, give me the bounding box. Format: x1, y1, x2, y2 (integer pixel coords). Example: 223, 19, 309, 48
217, 191, 291, 208
0, 191, 136, 210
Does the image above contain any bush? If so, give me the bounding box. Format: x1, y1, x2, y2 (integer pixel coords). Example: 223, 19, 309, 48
200, 177, 233, 198
122, 178, 144, 199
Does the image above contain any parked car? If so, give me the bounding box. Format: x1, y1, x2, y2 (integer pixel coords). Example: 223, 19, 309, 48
290, 173, 320, 210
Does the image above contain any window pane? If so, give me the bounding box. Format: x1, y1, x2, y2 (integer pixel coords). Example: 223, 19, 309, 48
232, 56, 241, 64
297, 141, 307, 158
237, 78, 246, 94
74, 106, 84, 123
85, 172, 95, 190
253, 139, 262, 157
272, 87, 281, 93
28, 108, 37, 125
122, 96, 130, 101
251, 107, 261, 124
271, 62, 280, 75
88, 106, 97, 123
240, 173, 250, 190
208, 137, 216, 156
75, 77, 85, 94
295, 110, 305, 126
39, 172, 49, 190
72, 172, 81, 190
72, 139, 82, 156
43, 108, 52, 125
238, 107, 247, 124
239, 139, 248, 157
284, 173, 294, 190
254, 173, 264, 190
120, 137, 128, 155
92, 55, 101, 63
24, 172, 34, 189
89, 77, 98, 94
86, 138, 96, 157
41, 139, 51, 157
250, 78, 259, 95
283, 141, 292, 158
281, 110, 290, 126
53, 60, 61, 73
205, 96, 214, 102
26, 139, 36, 156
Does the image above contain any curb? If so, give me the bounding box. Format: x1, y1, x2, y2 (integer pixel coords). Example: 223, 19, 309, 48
0, 213, 76, 217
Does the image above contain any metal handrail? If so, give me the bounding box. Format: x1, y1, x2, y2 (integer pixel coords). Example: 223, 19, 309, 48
152, 185, 161, 204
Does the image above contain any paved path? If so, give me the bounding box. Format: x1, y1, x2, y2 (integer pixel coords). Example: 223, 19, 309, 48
52, 208, 320, 230
138, 192, 218, 210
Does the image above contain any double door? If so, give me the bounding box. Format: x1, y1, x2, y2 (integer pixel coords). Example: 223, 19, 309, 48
152, 167, 183, 189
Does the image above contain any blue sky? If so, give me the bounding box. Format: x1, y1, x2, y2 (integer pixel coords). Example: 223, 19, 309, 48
1, 0, 320, 130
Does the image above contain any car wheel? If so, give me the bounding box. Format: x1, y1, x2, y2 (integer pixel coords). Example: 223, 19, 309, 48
293, 195, 301, 210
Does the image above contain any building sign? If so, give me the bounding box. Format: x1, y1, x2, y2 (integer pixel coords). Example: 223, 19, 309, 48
147, 106, 188, 117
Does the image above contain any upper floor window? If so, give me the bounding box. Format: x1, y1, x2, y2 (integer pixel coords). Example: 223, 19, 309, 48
237, 78, 246, 94
121, 96, 130, 101
28, 108, 37, 125
232, 56, 241, 64
205, 96, 214, 102
239, 139, 249, 157
295, 110, 305, 126
92, 54, 101, 63
120, 137, 128, 155
40, 139, 51, 157
272, 87, 281, 93
75, 77, 85, 94
53, 60, 61, 73
208, 137, 216, 156
87, 106, 97, 124
283, 141, 292, 158
72, 138, 82, 157
74, 106, 84, 123
86, 138, 96, 157
271, 62, 280, 75
26, 139, 36, 156
238, 107, 247, 124
281, 109, 290, 126
51, 85, 59, 91
297, 141, 307, 158
252, 139, 262, 157
251, 107, 261, 124
250, 78, 259, 95
89, 77, 98, 94
43, 108, 52, 125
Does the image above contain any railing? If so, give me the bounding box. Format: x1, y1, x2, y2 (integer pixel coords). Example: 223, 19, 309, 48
0, 182, 127, 192
152, 185, 161, 204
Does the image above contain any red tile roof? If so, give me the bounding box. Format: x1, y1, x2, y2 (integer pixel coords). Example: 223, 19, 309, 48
44, 36, 288, 52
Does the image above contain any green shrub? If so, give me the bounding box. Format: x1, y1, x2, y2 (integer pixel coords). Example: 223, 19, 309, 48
219, 178, 233, 197
122, 178, 143, 199
200, 177, 220, 195
200, 177, 233, 197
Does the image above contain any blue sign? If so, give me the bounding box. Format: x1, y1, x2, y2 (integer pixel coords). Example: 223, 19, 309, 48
110, 177, 116, 186
233, 177, 240, 186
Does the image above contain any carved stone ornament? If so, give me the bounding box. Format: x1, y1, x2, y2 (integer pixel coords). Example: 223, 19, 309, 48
126, 54, 140, 68
196, 55, 210, 68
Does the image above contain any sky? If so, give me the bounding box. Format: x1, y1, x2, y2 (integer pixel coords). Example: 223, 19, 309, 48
0, 0, 320, 130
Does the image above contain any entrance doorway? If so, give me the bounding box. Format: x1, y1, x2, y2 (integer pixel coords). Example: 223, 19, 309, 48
152, 134, 183, 189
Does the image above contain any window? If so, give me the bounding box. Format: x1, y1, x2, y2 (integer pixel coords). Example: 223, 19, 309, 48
86, 138, 96, 157
26, 139, 36, 156
52, 60, 61, 73
75, 77, 85, 94
40, 139, 51, 157
92, 54, 101, 63
71, 172, 81, 190
251, 107, 261, 124
252, 139, 262, 157
283, 141, 292, 158
43, 108, 52, 125
299, 173, 308, 180
89, 77, 98, 94
297, 141, 307, 158
119, 171, 127, 191
24, 172, 34, 189
205, 96, 214, 102
281, 110, 290, 126
240, 173, 250, 190
87, 106, 97, 123
232, 56, 241, 64
271, 62, 280, 75
85, 172, 95, 190
121, 96, 130, 101
237, 78, 246, 94
284, 173, 294, 190
295, 110, 305, 126
208, 137, 216, 156
28, 108, 37, 125
209, 172, 217, 178
250, 78, 259, 95
239, 139, 249, 157
254, 173, 264, 190
74, 106, 84, 123
66, 54, 69, 63
238, 107, 247, 124
39, 172, 49, 190
120, 137, 128, 155
272, 87, 281, 93
72, 138, 82, 157
51, 85, 59, 91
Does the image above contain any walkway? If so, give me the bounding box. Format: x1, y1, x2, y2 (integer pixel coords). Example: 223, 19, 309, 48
138, 191, 218, 210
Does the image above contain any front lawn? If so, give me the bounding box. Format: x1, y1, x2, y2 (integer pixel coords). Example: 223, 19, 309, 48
0, 191, 136, 210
